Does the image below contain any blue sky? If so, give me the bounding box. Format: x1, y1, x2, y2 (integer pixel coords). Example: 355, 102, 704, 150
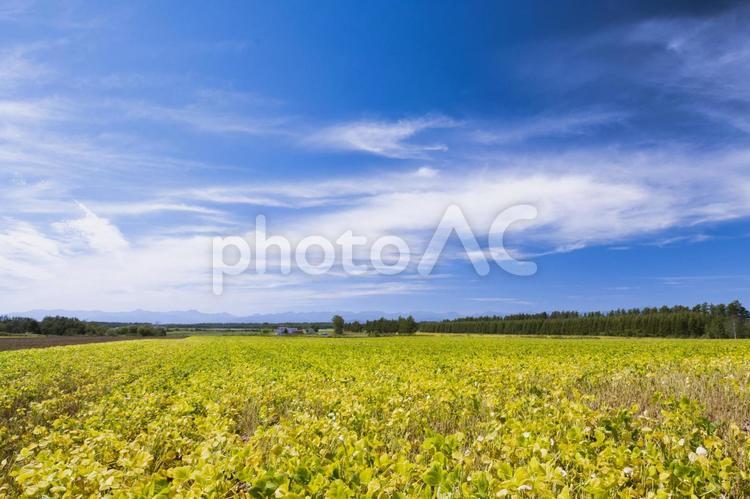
1, 0, 750, 316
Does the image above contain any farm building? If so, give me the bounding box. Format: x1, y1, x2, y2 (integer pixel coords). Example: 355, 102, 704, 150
275, 326, 299, 335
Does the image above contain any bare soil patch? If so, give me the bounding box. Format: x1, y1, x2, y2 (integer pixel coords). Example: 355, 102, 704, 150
0, 335, 179, 352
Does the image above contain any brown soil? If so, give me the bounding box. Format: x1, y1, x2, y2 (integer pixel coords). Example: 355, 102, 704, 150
0, 335, 179, 352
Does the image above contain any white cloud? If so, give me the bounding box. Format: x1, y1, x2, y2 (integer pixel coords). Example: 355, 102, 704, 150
0, 221, 61, 280
0, 177, 73, 215
416, 166, 439, 178
90, 201, 223, 217
0, 109, 224, 182
174, 187, 309, 208
0, 44, 51, 89
0, 98, 69, 121
122, 101, 291, 136
166, 168, 446, 209
307, 115, 457, 158
284, 172, 663, 247
2, 144, 749, 313
52, 203, 129, 254
144, 145, 750, 258
472, 110, 628, 144
257, 146, 750, 259
626, 6, 750, 104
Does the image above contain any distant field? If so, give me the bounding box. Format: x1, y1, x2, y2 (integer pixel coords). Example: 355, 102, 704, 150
2, 336, 750, 496
0, 335, 173, 352
166, 328, 339, 337
165, 328, 267, 337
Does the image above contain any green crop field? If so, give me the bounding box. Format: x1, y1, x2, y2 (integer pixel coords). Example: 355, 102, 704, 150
2, 336, 750, 497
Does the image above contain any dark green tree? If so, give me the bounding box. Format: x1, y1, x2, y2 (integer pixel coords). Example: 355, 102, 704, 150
332, 315, 344, 335
727, 300, 750, 339
398, 315, 418, 335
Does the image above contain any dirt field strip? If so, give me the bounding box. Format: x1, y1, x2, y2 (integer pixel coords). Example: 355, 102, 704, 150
0, 335, 183, 352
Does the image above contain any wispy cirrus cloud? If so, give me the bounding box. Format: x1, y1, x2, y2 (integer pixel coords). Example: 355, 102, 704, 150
139, 145, 750, 257
0, 43, 53, 89
166, 167, 443, 209
0, 98, 69, 121
89, 201, 224, 217
0, 99, 238, 185
306, 115, 458, 158
522, 3, 750, 140
121, 101, 292, 136
626, 6, 750, 103
471, 109, 628, 144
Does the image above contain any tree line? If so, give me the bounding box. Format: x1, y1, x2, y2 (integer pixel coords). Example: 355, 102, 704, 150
0, 316, 166, 337
340, 316, 418, 336
420, 301, 750, 338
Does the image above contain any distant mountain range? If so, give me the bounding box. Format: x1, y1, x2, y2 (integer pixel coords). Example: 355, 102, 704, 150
6, 309, 463, 324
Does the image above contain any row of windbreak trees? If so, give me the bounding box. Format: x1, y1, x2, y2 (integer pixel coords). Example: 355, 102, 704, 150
345, 316, 419, 336
0, 316, 166, 336
419, 302, 750, 338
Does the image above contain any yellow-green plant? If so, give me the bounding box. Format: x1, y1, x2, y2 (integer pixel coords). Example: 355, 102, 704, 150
1, 336, 750, 497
